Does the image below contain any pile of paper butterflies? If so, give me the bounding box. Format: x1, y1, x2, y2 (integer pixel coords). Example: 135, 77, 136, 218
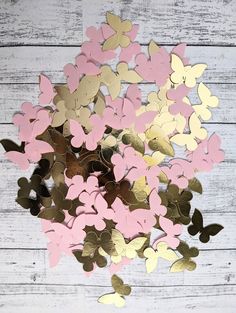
1, 12, 225, 307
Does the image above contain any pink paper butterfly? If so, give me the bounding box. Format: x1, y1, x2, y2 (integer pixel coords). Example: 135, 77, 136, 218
119, 42, 141, 62
39, 74, 56, 105
76, 193, 115, 231
154, 216, 182, 249
12, 102, 41, 142
111, 146, 146, 182
167, 84, 194, 118
69, 116, 105, 151
111, 198, 157, 237
149, 189, 167, 216
103, 96, 156, 133
126, 84, 141, 109
30, 109, 52, 140
126, 24, 139, 41
169, 159, 195, 179
43, 218, 85, 267
86, 26, 104, 42
82, 193, 115, 231
81, 41, 116, 64
161, 163, 189, 189
188, 133, 224, 172
5, 139, 53, 170
135, 47, 171, 87
64, 54, 101, 93
127, 164, 160, 189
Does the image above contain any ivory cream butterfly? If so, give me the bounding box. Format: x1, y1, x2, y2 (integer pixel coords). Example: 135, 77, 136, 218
170, 112, 207, 151
170, 54, 207, 88
193, 82, 219, 120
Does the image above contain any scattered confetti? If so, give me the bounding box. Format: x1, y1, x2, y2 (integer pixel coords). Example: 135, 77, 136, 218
1, 12, 224, 307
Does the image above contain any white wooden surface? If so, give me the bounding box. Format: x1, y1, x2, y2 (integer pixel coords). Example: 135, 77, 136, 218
0, 0, 236, 312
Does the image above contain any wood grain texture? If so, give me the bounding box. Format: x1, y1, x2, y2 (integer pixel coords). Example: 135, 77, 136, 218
0, 0, 235, 46
0, 0, 236, 312
0, 46, 235, 84
0, 284, 235, 313
0, 249, 235, 286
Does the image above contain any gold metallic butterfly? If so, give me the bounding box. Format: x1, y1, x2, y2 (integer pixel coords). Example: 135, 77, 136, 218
188, 209, 224, 243
170, 242, 199, 272
98, 275, 131, 307
103, 12, 132, 51
109, 229, 147, 263
144, 242, 178, 273
100, 63, 142, 99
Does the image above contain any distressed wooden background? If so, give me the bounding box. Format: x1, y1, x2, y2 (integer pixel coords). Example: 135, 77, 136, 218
0, 0, 236, 312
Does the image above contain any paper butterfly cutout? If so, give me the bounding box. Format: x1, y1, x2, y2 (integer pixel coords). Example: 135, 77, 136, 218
154, 216, 182, 249
70, 116, 105, 151
170, 54, 207, 88
144, 242, 178, 273
39, 74, 56, 105
170, 112, 208, 151
64, 54, 101, 93
193, 83, 219, 121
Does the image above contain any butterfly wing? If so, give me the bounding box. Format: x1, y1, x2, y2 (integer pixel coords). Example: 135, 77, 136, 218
143, 247, 158, 273
189, 113, 208, 141
170, 133, 196, 151
170, 54, 185, 84
193, 103, 212, 121
111, 154, 126, 182
25, 140, 53, 162
200, 224, 224, 243
39, 74, 55, 105
98, 293, 125, 308
64, 63, 80, 93
157, 242, 178, 262
198, 83, 219, 108
69, 120, 85, 148
172, 113, 208, 151
134, 111, 157, 133
184, 64, 207, 88
207, 133, 225, 163
125, 237, 147, 259
112, 229, 126, 256
5, 151, 30, 170
188, 208, 203, 236
170, 258, 196, 272
111, 275, 131, 296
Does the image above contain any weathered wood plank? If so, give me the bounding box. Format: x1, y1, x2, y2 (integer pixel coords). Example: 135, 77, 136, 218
0, 0, 83, 46
0, 46, 235, 84
0, 83, 235, 124
0, 0, 235, 46
1, 284, 236, 313
82, 0, 236, 46
0, 249, 235, 287
0, 284, 235, 313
